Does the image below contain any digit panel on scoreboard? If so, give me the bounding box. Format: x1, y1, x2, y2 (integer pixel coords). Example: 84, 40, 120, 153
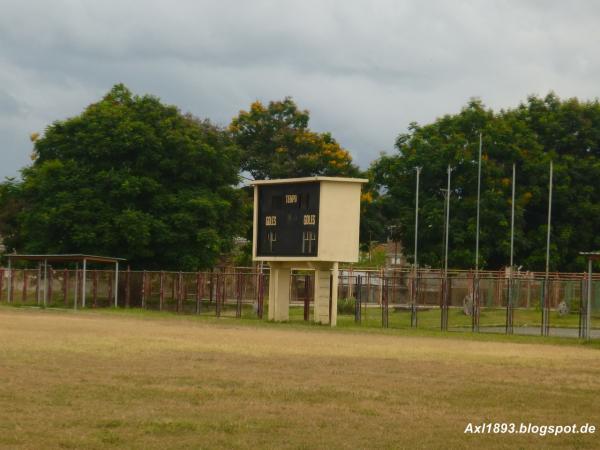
256, 182, 320, 257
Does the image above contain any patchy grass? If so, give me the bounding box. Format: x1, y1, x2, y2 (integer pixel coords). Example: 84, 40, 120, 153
0, 306, 599, 449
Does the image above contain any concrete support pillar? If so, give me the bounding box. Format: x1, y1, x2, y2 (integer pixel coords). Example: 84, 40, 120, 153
268, 263, 290, 321
314, 263, 338, 325
331, 262, 339, 326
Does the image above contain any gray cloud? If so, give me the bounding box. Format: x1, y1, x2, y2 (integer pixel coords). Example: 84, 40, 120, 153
1, 0, 600, 177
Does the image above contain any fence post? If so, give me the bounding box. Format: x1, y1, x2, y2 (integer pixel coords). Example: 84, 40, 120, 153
63, 269, 68, 305
506, 276, 514, 335
125, 266, 131, 308
236, 272, 242, 318
107, 272, 113, 308
445, 276, 451, 331
141, 270, 146, 309
210, 269, 215, 305
196, 271, 201, 314
159, 271, 164, 311
178, 271, 183, 313
586, 262, 592, 340
381, 277, 389, 328
92, 270, 98, 308
172, 274, 176, 303
541, 278, 550, 336
48, 269, 53, 305
0, 268, 3, 302
22, 270, 28, 303
36, 266, 41, 305
257, 272, 264, 319
411, 270, 418, 328
303, 275, 310, 321
440, 276, 446, 331
472, 275, 480, 332
215, 273, 222, 318
355, 275, 362, 324
9, 267, 15, 303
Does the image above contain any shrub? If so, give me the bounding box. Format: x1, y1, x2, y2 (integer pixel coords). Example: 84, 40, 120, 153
337, 297, 356, 315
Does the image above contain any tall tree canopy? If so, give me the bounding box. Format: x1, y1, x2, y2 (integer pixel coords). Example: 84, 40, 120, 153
0, 84, 246, 269
371, 93, 600, 272
230, 97, 361, 179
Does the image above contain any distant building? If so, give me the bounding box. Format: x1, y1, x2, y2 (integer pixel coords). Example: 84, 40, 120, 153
372, 239, 406, 267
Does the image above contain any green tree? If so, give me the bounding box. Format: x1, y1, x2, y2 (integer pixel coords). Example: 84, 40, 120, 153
0, 84, 246, 269
230, 97, 361, 179
371, 94, 600, 271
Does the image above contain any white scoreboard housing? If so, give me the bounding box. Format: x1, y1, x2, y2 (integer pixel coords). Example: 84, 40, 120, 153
251, 176, 367, 327
252, 177, 367, 263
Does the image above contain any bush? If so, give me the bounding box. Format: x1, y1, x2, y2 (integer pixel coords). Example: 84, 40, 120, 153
337, 298, 356, 315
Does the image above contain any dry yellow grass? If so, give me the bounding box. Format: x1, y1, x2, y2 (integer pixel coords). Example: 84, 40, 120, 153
0, 307, 599, 449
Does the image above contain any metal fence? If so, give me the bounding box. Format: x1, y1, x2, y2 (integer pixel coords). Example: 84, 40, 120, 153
0, 266, 598, 339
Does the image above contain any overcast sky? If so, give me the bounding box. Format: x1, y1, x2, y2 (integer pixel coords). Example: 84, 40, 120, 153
1, 0, 599, 179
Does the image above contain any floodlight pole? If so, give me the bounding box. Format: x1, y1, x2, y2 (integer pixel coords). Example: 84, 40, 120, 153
414, 167, 421, 268
509, 163, 516, 273
471, 133, 483, 333
507, 163, 516, 334
412, 166, 422, 328
444, 165, 451, 274
543, 160, 553, 336
475, 132, 482, 273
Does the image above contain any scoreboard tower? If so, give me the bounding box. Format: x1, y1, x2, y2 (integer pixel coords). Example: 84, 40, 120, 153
252, 177, 367, 326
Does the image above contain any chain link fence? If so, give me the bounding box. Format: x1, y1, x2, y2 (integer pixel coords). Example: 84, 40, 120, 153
1, 266, 598, 339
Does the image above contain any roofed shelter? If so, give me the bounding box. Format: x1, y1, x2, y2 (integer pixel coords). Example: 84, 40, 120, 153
5, 254, 125, 308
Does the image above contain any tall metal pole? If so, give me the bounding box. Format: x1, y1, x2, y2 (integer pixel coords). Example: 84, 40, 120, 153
414, 167, 421, 268
545, 161, 553, 277
475, 132, 482, 273
412, 166, 422, 328
543, 160, 553, 335
444, 165, 452, 274
510, 164, 516, 271
507, 163, 516, 334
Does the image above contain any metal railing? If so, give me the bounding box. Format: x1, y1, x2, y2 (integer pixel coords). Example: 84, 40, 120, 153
0, 266, 597, 339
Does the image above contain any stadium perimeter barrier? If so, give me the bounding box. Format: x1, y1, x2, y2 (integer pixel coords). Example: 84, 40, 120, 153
0, 266, 598, 339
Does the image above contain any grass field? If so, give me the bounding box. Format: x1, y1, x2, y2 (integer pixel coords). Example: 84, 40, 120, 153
1, 306, 599, 449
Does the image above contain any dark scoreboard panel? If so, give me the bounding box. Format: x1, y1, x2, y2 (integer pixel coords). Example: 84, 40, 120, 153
256, 182, 320, 257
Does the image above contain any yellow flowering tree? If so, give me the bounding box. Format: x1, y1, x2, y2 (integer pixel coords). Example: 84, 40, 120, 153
230, 98, 361, 179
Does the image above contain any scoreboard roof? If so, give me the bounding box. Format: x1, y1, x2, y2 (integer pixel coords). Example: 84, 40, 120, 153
251, 176, 368, 186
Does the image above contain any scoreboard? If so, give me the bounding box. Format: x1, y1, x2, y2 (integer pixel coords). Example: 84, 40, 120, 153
252, 176, 367, 326
256, 182, 320, 257
252, 177, 367, 263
